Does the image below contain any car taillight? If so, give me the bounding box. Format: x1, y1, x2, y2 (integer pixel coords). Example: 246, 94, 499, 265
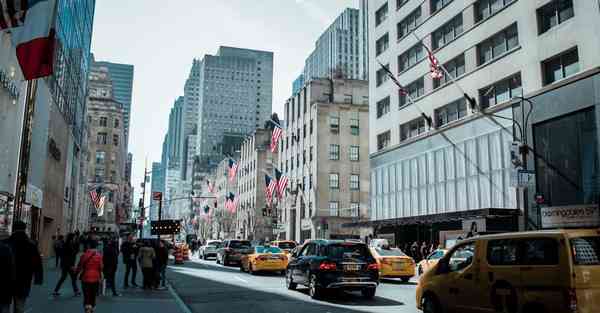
567, 288, 578, 313
257, 256, 267, 261
368, 263, 380, 270
319, 262, 337, 271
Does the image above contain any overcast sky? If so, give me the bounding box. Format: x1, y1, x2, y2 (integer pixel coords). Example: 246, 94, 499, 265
90, 0, 357, 202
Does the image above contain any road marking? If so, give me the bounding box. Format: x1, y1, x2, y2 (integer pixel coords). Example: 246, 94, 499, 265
167, 283, 193, 313
234, 276, 249, 284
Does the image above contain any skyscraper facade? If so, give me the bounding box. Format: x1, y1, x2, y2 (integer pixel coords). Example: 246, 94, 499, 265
196, 46, 274, 172
150, 162, 164, 221
304, 8, 363, 81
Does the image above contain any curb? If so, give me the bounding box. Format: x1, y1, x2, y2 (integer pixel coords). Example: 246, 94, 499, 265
167, 282, 193, 313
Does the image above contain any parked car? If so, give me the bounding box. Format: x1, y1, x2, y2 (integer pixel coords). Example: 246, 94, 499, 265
417, 249, 447, 275
240, 246, 288, 274
199, 240, 222, 260
370, 247, 415, 282
269, 240, 297, 254
216, 239, 252, 266
416, 229, 600, 313
286, 239, 379, 299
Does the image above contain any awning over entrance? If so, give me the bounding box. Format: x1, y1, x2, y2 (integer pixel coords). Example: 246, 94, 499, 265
342, 208, 521, 228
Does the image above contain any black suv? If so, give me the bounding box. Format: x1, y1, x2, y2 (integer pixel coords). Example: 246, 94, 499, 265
216, 239, 252, 266
285, 240, 379, 299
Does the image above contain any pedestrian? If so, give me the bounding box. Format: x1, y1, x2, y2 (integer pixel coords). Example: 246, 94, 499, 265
102, 239, 120, 297
53, 233, 81, 296
156, 240, 169, 289
420, 242, 429, 262
3, 221, 43, 313
76, 240, 103, 313
410, 241, 419, 261
0, 232, 16, 313
52, 235, 63, 268
138, 241, 156, 290
121, 235, 139, 288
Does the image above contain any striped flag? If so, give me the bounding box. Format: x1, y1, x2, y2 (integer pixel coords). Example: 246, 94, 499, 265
265, 174, 276, 206
206, 180, 215, 193
376, 61, 408, 96
225, 192, 238, 213
96, 195, 106, 217
274, 168, 288, 199
271, 125, 283, 153
89, 188, 102, 209
228, 158, 238, 182
426, 49, 444, 80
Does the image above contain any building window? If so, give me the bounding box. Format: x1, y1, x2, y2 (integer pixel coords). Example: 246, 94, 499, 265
114, 118, 119, 128
303, 124, 306, 138
376, 33, 389, 56
99, 117, 108, 127
113, 134, 119, 146
95, 151, 105, 164
400, 117, 427, 141
432, 14, 463, 50
329, 173, 339, 189
397, 0, 409, 9
329, 115, 340, 132
398, 43, 424, 72
309, 146, 313, 162
97, 132, 107, 145
329, 144, 340, 160
329, 201, 339, 216
349, 146, 359, 161
310, 119, 313, 134
435, 98, 467, 127
375, 2, 389, 26
431, 0, 453, 14
376, 65, 390, 87
350, 174, 360, 190
397, 6, 422, 40
350, 118, 359, 135
94, 168, 105, 182
475, 0, 515, 22
377, 131, 391, 151
377, 96, 390, 118
350, 202, 360, 217
434, 54, 465, 89
538, 0, 574, 34
399, 77, 424, 107
479, 73, 522, 109
542, 47, 579, 86
477, 23, 519, 66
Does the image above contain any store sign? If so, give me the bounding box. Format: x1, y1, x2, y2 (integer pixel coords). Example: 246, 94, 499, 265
0, 193, 12, 231
26, 184, 43, 208
301, 218, 312, 230
0, 68, 20, 100
541, 205, 600, 229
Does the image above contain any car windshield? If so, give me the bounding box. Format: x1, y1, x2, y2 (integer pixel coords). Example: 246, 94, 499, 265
327, 243, 371, 261
277, 242, 297, 250
230, 241, 251, 249
255, 246, 282, 254
571, 236, 600, 265
375, 248, 407, 256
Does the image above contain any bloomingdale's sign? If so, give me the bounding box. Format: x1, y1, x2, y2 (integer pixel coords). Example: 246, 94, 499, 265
540, 205, 600, 229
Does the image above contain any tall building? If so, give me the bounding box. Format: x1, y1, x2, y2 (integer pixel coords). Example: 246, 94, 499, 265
181, 61, 201, 180
150, 162, 164, 221
86, 66, 127, 234
196, 46, 274, 172
368, 0, 600, 246
92, 58, 134, 147
236, 129, 277, 241
292, 74, 305, 95
278, 78, 370, 242
359, 0, 370, 80
304, 8, 363, 81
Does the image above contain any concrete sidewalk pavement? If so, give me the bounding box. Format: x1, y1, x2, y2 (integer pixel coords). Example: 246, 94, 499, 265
25, 258, 185, 313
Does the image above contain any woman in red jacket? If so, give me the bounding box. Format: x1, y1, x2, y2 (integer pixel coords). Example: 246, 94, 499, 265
77, 240, 103, 313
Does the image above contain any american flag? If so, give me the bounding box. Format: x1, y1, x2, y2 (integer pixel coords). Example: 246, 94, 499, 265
265, 174, 276, 206
0, 0, 28, 31
274, 168, 288, 199
225, 193, 238, 213
271, 125, 283, 153
228, 158, 238, 182
89, 188, 103, 209
426, 49, 444, 79
377, 61, 408, 96
206, 180, 215, 193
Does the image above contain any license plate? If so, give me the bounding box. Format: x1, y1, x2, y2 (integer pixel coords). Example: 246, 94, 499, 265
344, 264, 361, 271
392, 262, 404, 271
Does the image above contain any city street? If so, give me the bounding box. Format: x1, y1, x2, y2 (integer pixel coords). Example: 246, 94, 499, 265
167, 257, 419, 313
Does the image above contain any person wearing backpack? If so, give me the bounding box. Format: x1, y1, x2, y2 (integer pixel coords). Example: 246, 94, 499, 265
77, 240, 103, 313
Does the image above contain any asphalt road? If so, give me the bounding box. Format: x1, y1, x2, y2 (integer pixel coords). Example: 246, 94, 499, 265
167, 257, 420, 313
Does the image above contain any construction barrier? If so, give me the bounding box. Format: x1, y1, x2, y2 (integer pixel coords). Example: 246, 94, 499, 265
183, 245, 190, 260
174, 246, 184, 264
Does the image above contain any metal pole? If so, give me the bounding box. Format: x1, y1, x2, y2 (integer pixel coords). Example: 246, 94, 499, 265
139, 161, 147, 238
13, 79, 38, 226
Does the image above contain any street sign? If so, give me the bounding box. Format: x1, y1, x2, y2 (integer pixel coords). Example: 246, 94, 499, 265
518, 169, 535, 187
152, 191, 162, 201
541, 205, 600, 229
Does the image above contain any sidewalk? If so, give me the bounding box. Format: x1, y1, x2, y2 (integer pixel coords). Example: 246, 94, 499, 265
26, 258, 184, 313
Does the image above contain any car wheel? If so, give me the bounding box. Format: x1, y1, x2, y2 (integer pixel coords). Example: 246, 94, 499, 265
240, 262, 245, 272
309, 274, 323, 299
203, 254, 208, 260
249, 263, 256, 275
223, 256, 228, 266
361, 288, 376, 299
286, 270, 297, 290
422, 294, 440, 313
418, 265, 423, 276
401, 277, 410, 283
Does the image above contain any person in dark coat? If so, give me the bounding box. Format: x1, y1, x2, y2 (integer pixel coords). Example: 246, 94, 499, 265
0, 236, 16, 313
52, 233, 80, 296
155, 240, 169, 289
103, 239, 120, 296
4, 221, 43, 313
121, 235, 139, 288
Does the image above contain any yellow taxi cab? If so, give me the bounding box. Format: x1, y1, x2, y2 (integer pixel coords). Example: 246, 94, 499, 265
370, 247, 415, 282
269, 240, 297, 254
416, 229, 600, 313
417, 249, 447, 275
240, 246, 288, 275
